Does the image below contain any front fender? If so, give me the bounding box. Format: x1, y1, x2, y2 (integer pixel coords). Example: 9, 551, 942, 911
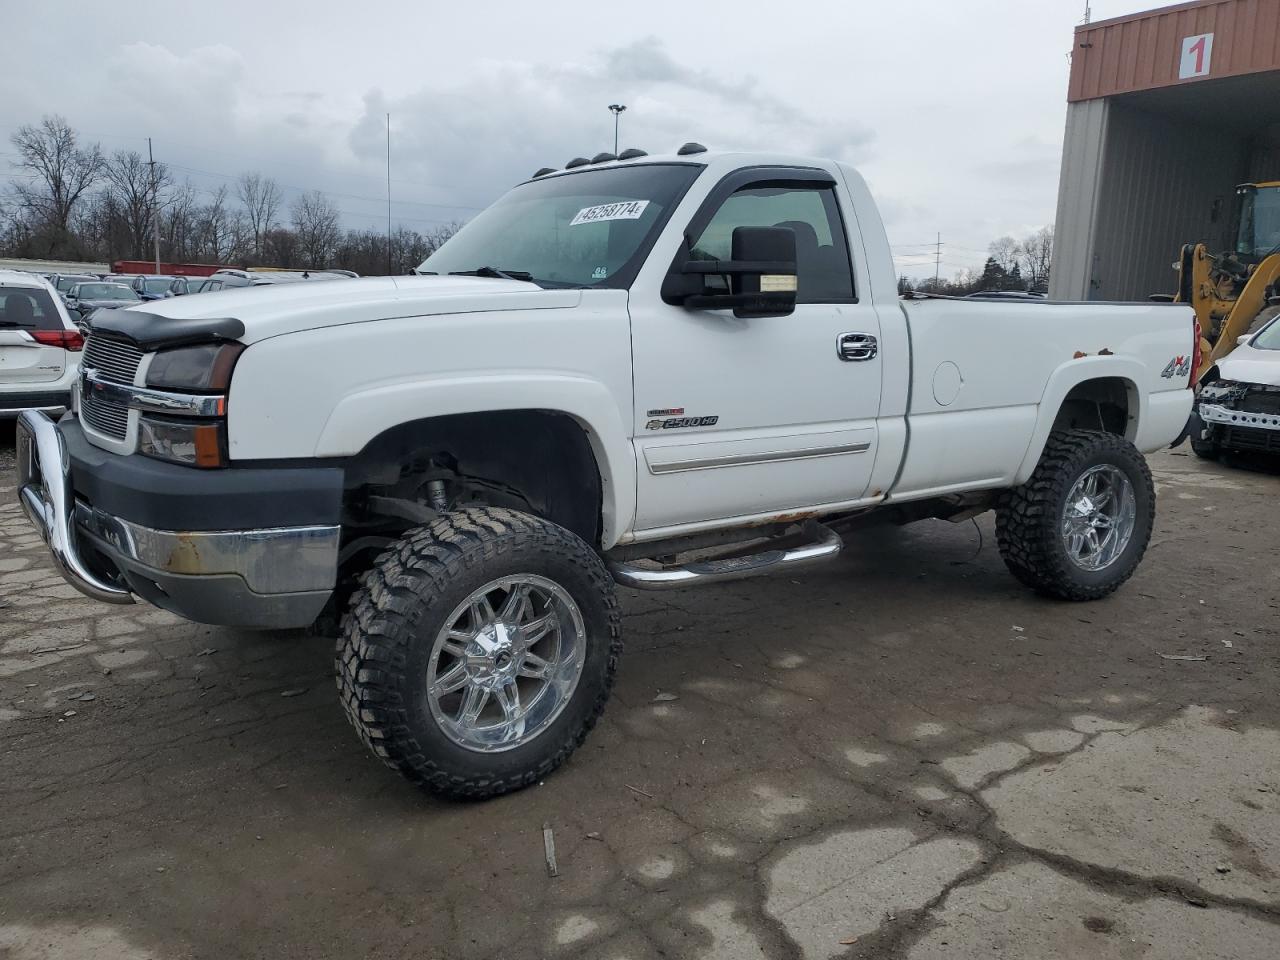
317, 374, 636, 549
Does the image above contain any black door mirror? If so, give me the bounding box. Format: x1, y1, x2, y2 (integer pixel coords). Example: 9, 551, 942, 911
670, 225, 797, 318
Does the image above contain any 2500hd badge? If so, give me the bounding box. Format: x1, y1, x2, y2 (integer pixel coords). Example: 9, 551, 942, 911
646, 415, 720, 430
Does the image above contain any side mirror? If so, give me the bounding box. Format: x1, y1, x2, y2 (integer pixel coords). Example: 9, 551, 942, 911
1237, 334, 1252, 346
671, 226, 797, 318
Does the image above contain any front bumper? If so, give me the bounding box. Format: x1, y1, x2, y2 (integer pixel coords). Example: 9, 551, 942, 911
16, 411, 342, 628
1196, 397, 1280, 455
1198, 401, 1280, 433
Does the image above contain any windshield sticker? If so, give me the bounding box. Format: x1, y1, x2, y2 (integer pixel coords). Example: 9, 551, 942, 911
570, 200, 649, 226
592, 266, 608, 279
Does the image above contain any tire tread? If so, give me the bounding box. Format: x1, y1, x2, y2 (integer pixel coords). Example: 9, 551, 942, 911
334, 507, 621, 800
996, 429, 1155, 601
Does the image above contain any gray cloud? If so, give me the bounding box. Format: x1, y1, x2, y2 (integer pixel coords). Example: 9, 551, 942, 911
3, 0, 1155, 276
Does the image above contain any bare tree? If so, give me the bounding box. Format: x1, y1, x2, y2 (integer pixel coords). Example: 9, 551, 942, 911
9, 115, 104, 237
162, 180, 201, 262
236, 172, 282, 261
102, 150, 173, 260
291, 189, 341, 268
263, 226, 299, 267
1018, 226, 1054, 293
987, 235, 1020, 276
194, 185, 252, 263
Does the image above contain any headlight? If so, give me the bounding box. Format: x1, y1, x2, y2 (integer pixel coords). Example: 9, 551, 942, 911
138, 415, 228, 469
146, 342, 244, 391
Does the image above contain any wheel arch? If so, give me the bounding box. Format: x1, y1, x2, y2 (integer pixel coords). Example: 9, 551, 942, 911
343, 409, 613, 547
318, 376, 636, 547
1014, 358, 1147, 485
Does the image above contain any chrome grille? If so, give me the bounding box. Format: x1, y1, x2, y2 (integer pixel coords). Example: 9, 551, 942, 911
81, 334, 143, 440
83, 335, 144, 385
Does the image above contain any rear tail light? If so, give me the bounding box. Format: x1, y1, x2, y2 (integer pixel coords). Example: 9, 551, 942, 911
31, 329, 85, 351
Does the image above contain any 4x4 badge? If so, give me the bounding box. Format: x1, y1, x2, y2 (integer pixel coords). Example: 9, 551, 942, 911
1161, 356, 1191, 378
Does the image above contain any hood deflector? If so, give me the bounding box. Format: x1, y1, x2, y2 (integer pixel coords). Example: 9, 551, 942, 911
88, 310, 245, 350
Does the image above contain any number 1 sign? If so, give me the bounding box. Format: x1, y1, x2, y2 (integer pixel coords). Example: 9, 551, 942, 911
1179, 33, 1214, 80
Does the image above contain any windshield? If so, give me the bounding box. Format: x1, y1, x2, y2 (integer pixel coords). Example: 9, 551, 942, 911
1237, 186, 1280, 259
143, 278, 171, 293
419, 163, 702, 288
1253, 313, 1280, 350
56, 275, 94, 292
77, 283, 138, 300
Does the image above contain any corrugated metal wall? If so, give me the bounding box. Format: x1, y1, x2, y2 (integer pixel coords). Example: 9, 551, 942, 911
1070, 0, 1280, 101
1049, 100, 1110, 300
1089, 103, 1249, 300
1248, 123, 1280, 179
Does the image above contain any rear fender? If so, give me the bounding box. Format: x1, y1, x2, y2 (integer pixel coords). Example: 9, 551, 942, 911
1013, 357, 1146, 485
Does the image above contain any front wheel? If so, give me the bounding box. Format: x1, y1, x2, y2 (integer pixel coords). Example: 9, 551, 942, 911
336, 507, 621, 800
996, 430, 1155, 601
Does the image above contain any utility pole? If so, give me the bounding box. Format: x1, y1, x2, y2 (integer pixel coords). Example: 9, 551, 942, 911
147, 137, 160, 273
386, 113, 392, 275
608, 104, 626, 155
934, 233, 942, 285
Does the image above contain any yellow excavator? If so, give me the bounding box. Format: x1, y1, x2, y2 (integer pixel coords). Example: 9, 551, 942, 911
1173, 181, 1280, 382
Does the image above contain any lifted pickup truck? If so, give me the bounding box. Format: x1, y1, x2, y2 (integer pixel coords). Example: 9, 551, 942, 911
16, 147, 1196, 799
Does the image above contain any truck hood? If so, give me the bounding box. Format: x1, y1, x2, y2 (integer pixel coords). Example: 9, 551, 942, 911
97, 275, 581, 347
1217, 341, 1280, 388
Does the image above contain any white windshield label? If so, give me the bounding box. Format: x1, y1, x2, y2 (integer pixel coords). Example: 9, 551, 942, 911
570, 200, 649, 226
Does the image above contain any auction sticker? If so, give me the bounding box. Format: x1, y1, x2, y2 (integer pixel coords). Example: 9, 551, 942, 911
570, 200, 649, 226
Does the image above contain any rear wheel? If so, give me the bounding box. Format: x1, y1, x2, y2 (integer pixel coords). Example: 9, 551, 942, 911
336, 507, 621, 799
996, 430, 1155, 601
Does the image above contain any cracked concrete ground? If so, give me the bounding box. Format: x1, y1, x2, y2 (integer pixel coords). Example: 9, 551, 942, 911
2, 421, 1279, 959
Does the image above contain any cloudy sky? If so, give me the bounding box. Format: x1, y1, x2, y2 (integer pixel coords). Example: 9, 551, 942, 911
5, 0, 1154, 278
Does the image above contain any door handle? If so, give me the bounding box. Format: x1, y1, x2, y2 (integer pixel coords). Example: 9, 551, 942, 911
837, 333, 878, 362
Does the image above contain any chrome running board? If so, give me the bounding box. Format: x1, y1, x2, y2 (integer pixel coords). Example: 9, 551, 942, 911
608, 522, 842, 590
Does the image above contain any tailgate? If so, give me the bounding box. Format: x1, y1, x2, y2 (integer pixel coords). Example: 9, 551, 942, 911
0, 331, 67, 384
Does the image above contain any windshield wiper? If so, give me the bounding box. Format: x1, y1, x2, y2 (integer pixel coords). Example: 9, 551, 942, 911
448, 266, 534, 282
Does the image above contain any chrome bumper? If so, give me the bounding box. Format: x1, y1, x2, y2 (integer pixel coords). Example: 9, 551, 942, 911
16, 410, 133, 603
16, 410, 341, 614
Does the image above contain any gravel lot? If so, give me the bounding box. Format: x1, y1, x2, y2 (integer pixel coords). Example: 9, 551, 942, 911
2, 419, 1279, 960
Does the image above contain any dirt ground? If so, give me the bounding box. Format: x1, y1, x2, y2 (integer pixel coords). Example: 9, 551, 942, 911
2, 419, 1279, 960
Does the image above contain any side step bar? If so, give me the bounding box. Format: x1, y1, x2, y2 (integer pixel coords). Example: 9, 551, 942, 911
609, 522, 842, 590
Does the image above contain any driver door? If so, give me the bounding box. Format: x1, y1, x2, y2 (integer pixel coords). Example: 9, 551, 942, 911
629, 170, 883, 533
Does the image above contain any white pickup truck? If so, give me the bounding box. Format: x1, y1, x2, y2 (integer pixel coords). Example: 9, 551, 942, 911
16, 146, 1196, 798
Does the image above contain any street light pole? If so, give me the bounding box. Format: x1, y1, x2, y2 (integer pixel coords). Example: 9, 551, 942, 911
608, 104, 626, 154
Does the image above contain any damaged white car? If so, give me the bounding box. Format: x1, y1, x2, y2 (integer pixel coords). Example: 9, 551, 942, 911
1192, 314, 1280, 458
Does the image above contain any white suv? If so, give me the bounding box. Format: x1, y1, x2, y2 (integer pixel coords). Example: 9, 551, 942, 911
0, 270, 83, 418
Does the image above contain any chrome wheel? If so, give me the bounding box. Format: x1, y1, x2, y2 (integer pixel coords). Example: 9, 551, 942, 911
1060, 464, 1136, 571
426, 574, 586, 753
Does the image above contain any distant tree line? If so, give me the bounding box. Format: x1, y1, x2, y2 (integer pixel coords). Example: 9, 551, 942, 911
898, 226, 1054, 297
1, 115, 460, 275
